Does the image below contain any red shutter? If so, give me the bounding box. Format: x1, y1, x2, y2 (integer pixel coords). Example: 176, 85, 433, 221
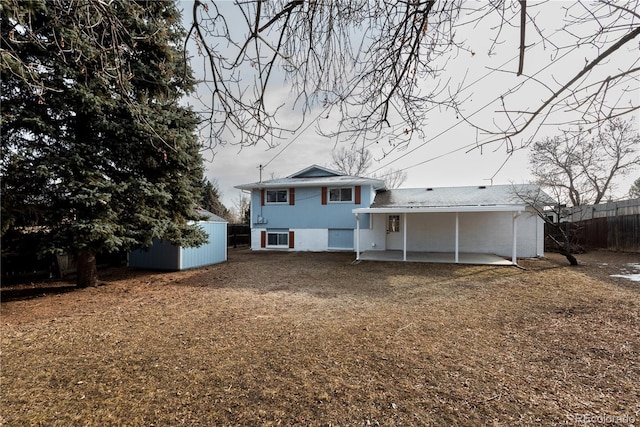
289, 231, 295, 249
261, 231, 266, 248
289, 188, 295, 205
261, 189, 265, 206
321, 187, 327, 205
355, 186, 361, 205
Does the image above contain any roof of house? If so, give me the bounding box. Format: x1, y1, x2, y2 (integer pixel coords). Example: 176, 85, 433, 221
354, 184, 554, 213
235, 164, 386, 190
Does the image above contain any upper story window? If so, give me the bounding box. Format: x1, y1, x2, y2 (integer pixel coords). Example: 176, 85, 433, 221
329, 187, 353, 202
266, 189, 288, 204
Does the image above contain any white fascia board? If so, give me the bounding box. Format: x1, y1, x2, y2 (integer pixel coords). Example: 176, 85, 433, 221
236, 179, 384, 190
352, 205, 528, 214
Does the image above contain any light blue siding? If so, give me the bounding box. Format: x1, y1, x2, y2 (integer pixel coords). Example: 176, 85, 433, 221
181, 222, 227, 269
252, 186, 372, 229
129, 221, 227, 270
328, 229, 354, 249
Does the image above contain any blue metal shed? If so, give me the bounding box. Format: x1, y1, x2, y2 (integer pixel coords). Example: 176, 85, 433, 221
129, 210, 228, 270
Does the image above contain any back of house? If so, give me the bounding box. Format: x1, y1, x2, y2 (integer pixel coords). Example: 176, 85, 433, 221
235, 165, 385, 251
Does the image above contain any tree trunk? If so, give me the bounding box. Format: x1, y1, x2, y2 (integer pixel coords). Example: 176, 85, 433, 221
77, 248, 98, 287
560, 250, 579, 266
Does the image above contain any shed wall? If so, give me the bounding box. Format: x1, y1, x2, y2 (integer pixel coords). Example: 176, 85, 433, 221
129, 222, 227, 271
129, 239, 181, 270
180, 222, 228, 269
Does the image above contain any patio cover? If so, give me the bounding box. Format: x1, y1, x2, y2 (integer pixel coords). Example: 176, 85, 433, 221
352, 184, 549, 265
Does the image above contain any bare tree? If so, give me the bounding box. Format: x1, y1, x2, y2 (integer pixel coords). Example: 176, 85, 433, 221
330, 145, 407, 188
372, 168, 408, 190
186, 1, 640, 154
233, 192, 251, 224
511, 185, 578, 266
330, 145, 372, 177
530, 117, 640, 206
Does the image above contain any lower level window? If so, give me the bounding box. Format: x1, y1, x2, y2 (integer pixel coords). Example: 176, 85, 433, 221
267, 232, 289, 247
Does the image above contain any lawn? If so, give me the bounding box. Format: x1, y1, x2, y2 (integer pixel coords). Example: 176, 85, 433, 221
1, 250, 639, 426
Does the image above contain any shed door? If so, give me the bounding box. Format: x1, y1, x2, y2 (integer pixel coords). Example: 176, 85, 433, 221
386, 214, 403, 250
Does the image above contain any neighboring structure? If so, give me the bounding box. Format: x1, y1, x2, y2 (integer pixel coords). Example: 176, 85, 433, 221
353, 184, 552, 264
235, 165, 385, 251
129, 209, 228, 270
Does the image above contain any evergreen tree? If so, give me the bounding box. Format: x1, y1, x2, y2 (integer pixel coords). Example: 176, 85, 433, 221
630, 178, 640, 199
201, 179, 231, 221
1, 0, 206, 287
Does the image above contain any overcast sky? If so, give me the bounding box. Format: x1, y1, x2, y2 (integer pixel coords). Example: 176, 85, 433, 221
179, 1, 640, 211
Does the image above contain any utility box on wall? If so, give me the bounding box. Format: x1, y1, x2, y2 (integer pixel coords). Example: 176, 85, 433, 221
129, 210, 228, 271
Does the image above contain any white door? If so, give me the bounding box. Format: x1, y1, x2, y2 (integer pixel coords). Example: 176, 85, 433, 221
386, 214, 403, 250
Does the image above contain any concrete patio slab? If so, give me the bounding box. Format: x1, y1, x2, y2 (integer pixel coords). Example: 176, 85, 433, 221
357, 251, 514, 266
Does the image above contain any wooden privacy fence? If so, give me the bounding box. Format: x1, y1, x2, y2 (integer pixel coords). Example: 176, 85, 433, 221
227, 224, 250, 248
576, 214, 640, 252
546, 214, 640, 253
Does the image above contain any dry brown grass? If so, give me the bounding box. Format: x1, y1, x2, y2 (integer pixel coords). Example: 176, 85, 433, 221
1, 250, 639, 426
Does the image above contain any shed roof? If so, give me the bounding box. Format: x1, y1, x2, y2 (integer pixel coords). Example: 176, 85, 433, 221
195, 208, 228, 223
354, 184, 554, 214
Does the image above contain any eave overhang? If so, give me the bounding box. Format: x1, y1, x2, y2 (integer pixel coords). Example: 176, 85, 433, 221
353, 204, 527, 214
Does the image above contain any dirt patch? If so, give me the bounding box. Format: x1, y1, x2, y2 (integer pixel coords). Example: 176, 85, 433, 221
2, 249, 639, 426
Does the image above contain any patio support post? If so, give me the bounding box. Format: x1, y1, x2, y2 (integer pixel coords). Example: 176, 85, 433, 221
512, 211, 520, 265
403, 213, 407, 261
455, 212, 459, 263
355, 213, 360, 260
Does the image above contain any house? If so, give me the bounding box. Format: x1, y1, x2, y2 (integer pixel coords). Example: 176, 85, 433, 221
235, 165, 385, 251
237, 165, 552, 265
353, 184, 553, 265
129, 209, 228, 270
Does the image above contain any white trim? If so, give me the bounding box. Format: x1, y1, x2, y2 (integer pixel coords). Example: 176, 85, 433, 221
353, 205, 527, 214
236, 177, 385, 190
402, 213, 407, 261
265, 189, 289, 204
511, 212, 516, 265
328, 186, 354, 203
266, 231, 289, 248
356, 214, 360, 260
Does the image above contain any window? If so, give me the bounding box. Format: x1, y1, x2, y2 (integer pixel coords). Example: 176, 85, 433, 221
388, 215, 400, 232
267, 231, 289, 247
266, 189, 288, 204
329, 187, 353, 202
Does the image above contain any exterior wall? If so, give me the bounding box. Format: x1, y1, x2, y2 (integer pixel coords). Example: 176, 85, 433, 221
251, 186, 372, 229
181, 222, 227, 269
250, 185, 374, 251
130, 222, 227, 270
328, 229, 354, 249
251, 228, 328, 251
357, 210, 544, 258
129, 239, 181, 270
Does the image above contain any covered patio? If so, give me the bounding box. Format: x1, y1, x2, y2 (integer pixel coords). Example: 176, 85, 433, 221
351, 185, 549, 267
356, 250, 513, 266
